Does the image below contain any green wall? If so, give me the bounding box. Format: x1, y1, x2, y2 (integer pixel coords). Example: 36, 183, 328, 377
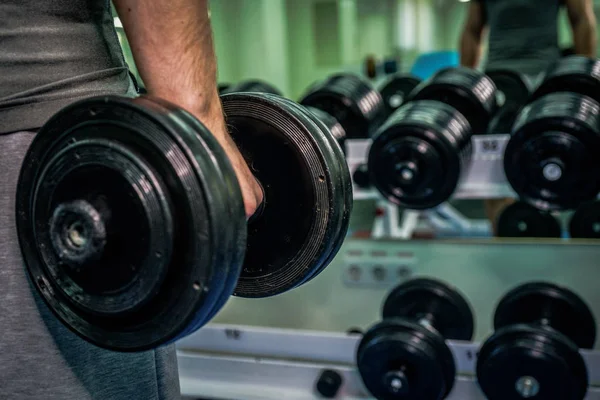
114, 0, 599, 99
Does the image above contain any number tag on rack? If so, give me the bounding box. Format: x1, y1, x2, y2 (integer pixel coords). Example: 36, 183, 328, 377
474, 134, 509, 158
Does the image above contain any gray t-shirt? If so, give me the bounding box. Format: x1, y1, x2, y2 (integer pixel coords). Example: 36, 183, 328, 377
479, 0, 563, 76
0, 0, 136, 134
0, 1, 180, 399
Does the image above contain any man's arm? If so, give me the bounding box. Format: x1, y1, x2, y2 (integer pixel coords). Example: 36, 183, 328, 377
113, 0, 262, 217
459, 1, 486, 68
565, 0, 597, 57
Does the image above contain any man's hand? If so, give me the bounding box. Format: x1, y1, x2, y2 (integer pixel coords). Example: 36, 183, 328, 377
565, 0, 597, 58
459, 1, 486, 68
113, 0, 263, 218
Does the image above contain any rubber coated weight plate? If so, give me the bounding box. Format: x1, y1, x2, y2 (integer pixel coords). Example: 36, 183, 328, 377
286, 99, 352, 285
306, 106, 347, 154
368, 100, 473, 210
357, 319, 456, 400
485, 70, 532, 135
299, 73, 386, 139
378, 74, 421, 118
485, 69, 532, 109
504, 92, 600, 210
496, 202, 561, 238
569, 201, 600, 239
477, 324, 589, 400
532, 55, 600, 104
382, 278, 474, 341
16, 96, 246, 351
409, 67, 498, 134
221, 93, 351, 297
494, 282, 596, 349
218, 83, 231, 94
222, 80, 282, 95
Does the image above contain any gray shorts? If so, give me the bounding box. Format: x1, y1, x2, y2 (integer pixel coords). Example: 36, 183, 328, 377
0, 132, 180, 399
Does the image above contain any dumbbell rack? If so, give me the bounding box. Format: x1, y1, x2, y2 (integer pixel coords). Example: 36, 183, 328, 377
176, 324, 600, 400
346, 135, 517, 239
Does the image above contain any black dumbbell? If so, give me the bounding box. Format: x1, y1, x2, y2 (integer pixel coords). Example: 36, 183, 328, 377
16, 92, 352, 351
305, 106, 347, 155
217, 82, 231, 94
496, 201, 562, 238
485, 69, 533, 135
378, 74, 421, 118
356, 278, 474, 400
504, 56, 600, 211
299, 73, 386, 140
477, 282, 596, 400
368, 67, 497, 210
569, 200, 600, 239
221, 79, 282, 95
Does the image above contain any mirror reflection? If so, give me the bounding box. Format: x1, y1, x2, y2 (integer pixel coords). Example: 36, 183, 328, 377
115, 0, 600, 242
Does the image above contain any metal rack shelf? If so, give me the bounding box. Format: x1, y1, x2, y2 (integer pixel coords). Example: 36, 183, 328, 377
177, 324, 600, 400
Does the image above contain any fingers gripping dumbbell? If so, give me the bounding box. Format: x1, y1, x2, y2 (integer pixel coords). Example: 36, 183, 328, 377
477, 282, 596, 400
16, 93, 352, 351
356, 278, 474, 400
504, 56, 600, 210
368, 67, 498, 209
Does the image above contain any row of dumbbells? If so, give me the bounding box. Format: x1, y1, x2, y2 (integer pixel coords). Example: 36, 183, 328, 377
351, 278, 596, 400
366, 56, 600, 213
221, 56, 600, 216
496, 200, 600, 239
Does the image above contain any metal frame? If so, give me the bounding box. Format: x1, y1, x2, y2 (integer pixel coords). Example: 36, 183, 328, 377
177, 324, 600, 399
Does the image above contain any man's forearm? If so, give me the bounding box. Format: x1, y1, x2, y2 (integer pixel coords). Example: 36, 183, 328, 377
573, 20, 597, 57
113, 0, 224, 133
460, 31, 481, 68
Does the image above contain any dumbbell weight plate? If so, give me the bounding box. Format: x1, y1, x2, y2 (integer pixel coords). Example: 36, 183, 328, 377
368, 100, 473, 210
496, 202, 561, 238
357, 318, 456, 400
485, 70, 532, 135
16, 95, 246, 351
569, 201, 600, 239
504, 92, 600, 210
221, 93, 352, 297
382, 278, 474, 341
300, 73, 386, 139
485, 69, 532, 109
409, 67, 497, 133
531, 55, 600, 104
477, 324, 589, 400
494, 282, 596, 349
290, 99, 352, 284
378, 74, 421, 118
305, 106, 347, 154
218, 83, 231, 94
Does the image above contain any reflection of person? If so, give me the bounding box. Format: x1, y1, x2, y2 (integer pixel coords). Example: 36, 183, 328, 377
458, 0, 597, 234
0, 0, 261, 398
460, 0, 597, 73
